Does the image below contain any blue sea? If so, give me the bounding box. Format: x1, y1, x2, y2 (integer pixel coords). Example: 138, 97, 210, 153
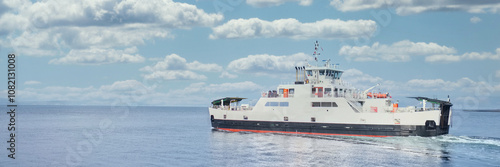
1, 105, 499, 166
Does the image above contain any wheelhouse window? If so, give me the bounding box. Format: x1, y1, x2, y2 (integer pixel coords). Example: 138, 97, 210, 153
319, 70, 325, 75
325, 88, 332, 96
307, 70, 312, 76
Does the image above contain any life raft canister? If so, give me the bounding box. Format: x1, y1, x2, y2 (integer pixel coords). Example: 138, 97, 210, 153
392, 103, 398, 113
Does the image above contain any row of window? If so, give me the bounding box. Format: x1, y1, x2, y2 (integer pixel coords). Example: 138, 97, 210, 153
264, 102, 338, 107
223, 115, 318, 122
312, 102, 338, 107
265, 102, 289, 107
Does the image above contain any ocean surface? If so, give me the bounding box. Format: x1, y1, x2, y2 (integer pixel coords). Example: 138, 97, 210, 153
0, 105, 499, 166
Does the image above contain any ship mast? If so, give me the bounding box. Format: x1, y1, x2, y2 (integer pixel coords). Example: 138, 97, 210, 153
313, 40, 321, 66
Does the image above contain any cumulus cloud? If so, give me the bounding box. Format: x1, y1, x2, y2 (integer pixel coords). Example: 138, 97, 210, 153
343, 69, 383, 84
210, 18, 376, 39
219, 71, 238, 79
22, 0, 223, 29
188, 61, 224, 72
3, 22, 171, 57
141, 54, 223, 80
339, 40, 456, 62
330, 0, 500, 15
470, 16, 482, 24
425, 48, 500, 63
227, 52, 312, 76
49, 47, 144, 65
0, 0, 223, 64
246, 0, 313, 7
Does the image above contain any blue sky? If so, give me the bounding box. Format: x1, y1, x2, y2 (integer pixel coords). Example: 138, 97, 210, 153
0, 0, 499, 109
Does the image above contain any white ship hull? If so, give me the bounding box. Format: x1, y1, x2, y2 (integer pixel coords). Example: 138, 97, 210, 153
209, 41, 452, 137
209, 96, 452, 137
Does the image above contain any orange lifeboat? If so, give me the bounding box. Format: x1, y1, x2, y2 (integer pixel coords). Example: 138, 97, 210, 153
367, 92, 389, 98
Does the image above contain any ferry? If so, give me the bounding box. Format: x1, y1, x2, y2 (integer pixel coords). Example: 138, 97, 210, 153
209, 41, 452, 137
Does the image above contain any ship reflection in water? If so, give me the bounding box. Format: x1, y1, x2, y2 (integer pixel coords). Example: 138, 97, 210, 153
209, 126, 500, 166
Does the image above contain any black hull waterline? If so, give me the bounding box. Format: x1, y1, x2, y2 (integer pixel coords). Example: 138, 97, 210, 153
211, 119, 449, 137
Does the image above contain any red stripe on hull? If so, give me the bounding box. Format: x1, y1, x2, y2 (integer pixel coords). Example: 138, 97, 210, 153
216, 128, 390, 138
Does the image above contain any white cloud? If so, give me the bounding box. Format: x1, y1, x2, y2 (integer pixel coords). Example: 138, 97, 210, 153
246, 0, 313, 7
171, 81, 263, 95
425, 48, 500, 63
0, 0, 223, 63
24, 80, 41, 85
141, 54, 223, 72
339, 69, 495, 96
143, 70, 207, 80
0, 13, 30, 36
470, 16, 482, 24
330, 0, 500, 15
2, 24, 171, 57
424, 55, 461, 63
23, 0, 223, 29
227, 52, 312, 76
341, 68, 397, 92
99, 80, 153, 92
141, 54, 189, 72
496, 70, 500, 78
219, 71, 238, 79
49, 47, 144, 65
406, 77, 480, 92
1, 29, 62, 56
141, 54, 223, 81
342, 68, 383, 85
188, 61, 224, 72
339, 40, 456, 62
210, 18, 376, 39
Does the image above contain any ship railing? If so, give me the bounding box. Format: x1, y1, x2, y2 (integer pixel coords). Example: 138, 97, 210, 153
211, 105, 253, 111
261, 92, 295, 98
310, 92, 365, 99
230, 106, 253, 111
416, 107, 440, 112
360, 106, 440, 113
394, 106, 416, 113
392, 107, 439, 112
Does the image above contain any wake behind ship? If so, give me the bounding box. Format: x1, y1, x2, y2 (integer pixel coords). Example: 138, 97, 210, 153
209, 41, 452, 137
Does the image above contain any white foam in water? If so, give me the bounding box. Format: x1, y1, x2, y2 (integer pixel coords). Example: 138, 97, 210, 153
432, 135, 500, 147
